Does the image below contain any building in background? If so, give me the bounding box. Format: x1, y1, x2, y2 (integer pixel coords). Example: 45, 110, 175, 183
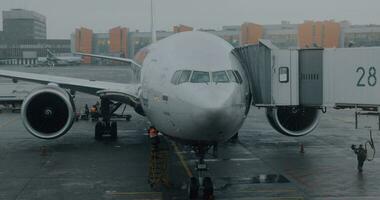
0, 9, 71, 65
92, 33, 109, 55
341, 21, 380, 47
109, 27, 128, 58
69, 21, 380, 63
263, 21, 298, 48
0, 39, 70, 65
298, 20, 341, 48
240, 23, 263, 45
2, 9, 46, 41
173, 24, 193, 33
74, 27, 93, 64
128, 31, 174, 58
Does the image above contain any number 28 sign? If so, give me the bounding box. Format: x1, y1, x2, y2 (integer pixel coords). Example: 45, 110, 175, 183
356, 66, 377, 87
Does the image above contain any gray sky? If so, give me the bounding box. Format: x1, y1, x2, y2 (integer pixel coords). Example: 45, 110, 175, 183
1, 0, 379, 39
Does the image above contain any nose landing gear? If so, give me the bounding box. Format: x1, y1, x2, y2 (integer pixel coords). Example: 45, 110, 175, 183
188, 145, 214, 200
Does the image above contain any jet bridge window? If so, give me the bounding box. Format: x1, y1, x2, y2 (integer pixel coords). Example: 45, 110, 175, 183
191, 71, 210, 83
212, 71, 230, 83
279, 67, 289, 83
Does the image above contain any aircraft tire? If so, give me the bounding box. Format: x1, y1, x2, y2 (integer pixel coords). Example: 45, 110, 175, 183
110, 121, 117, 139
202, 177, 214, 200
188, 177, 199, 199
95, 121, 103, 140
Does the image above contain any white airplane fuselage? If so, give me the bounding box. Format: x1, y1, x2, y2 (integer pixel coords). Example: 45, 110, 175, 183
139, 32, 250, 144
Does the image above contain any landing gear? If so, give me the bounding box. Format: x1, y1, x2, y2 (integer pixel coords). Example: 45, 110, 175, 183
188, 145, 214, 200
188, 177, 199, 199
94, 121, 118, 140
94, 98, 121, 140
202, 177, 214, 199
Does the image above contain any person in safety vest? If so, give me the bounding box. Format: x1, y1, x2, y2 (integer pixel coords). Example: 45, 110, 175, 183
351, 144, 367, 172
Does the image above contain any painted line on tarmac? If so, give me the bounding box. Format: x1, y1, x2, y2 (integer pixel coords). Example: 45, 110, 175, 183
109, 191, 162, 200
238, 189, 297, 193
0, 115, 19, 128
172, 142, 193, 178
110, 191, 162, 196
189, 157, 259, 162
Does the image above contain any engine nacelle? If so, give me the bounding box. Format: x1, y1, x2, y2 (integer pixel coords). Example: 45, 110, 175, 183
21, 85, 75, 139
266, 107, 321, 137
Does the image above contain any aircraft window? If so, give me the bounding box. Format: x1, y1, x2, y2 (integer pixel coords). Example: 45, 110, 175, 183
212, 71, 230, 83
234, 70, 243, 84
178, 70, 192, 84
171, 70, 182, 85
191, 71, 210, 83
227, 70, 238, 83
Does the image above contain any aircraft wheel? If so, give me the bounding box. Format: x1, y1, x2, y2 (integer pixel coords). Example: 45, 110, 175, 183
202, 177, 214, 200
95, 121, 104, 140
110, 121, 118, 139
188, 177, 199, 199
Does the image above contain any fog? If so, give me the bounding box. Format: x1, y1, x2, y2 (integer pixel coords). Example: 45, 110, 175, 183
1, 0, 379, 39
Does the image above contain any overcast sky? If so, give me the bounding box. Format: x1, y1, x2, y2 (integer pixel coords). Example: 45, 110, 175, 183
1, 0, 379, 39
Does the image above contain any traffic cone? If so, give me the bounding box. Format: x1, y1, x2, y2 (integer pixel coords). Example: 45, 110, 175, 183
300, 144, 305, 154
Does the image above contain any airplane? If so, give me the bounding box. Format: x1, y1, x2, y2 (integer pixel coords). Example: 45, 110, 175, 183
0, 30, 323, 199
36, 49, 82, 67
0, 2, 323, 199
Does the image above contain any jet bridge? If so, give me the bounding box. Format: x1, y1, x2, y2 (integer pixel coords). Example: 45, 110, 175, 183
233, 40, 380, 109
232, 41, 380, 135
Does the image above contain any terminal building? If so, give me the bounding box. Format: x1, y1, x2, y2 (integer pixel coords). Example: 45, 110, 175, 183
2, 9, 47, 41
0, 9, 70, 65
72, 20, 380, 63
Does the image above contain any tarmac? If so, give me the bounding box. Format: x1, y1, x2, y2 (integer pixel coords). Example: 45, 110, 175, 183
1, 65, 380, 200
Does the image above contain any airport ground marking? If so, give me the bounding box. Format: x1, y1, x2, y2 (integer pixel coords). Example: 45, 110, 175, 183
172, 142, 193, 178
0, 115, 19, 128
110, 191, 162, 196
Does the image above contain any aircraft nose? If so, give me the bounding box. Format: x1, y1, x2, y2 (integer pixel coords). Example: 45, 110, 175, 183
183, 84, 243, 141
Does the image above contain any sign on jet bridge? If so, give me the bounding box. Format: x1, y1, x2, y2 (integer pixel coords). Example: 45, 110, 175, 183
323, 47, 380, 106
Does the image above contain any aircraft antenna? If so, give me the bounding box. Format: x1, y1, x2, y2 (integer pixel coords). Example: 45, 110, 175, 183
150, 0, 157, 44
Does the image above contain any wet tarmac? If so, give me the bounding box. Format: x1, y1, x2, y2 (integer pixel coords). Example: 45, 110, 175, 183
1, 65, 380, 200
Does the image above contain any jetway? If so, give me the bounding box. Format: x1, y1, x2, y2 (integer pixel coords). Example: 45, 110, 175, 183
232, 40, 380, 109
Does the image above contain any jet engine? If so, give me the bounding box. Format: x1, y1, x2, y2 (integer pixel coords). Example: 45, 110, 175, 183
266, 107, 321, 137
21, 85, 75, 139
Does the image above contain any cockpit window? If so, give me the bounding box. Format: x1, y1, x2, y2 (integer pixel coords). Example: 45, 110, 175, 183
227, 70, 238, 83
212, 71, 230, 83
171, 70, 182, 85
191, 71, 210, 83
234, 70, 243, 84
178, 70, 192, 84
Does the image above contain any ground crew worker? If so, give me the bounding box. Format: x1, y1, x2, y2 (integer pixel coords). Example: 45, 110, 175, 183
148, 126, 160, 151
84, 104, 89, 119
90, 104, 98, 121
351, 144, 367, 172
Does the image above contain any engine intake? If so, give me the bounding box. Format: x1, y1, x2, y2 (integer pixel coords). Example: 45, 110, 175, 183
21, 86, 75, 139
266, 107, 321, 137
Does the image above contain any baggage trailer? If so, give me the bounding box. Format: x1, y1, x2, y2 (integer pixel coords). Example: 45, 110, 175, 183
232, 41, 380, 136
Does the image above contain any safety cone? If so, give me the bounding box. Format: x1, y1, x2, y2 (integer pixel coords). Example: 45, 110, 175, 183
300, 143, 305, 154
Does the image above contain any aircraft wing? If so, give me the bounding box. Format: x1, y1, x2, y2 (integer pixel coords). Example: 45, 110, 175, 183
75, 52, 142, 68
0, 69, 140, 105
